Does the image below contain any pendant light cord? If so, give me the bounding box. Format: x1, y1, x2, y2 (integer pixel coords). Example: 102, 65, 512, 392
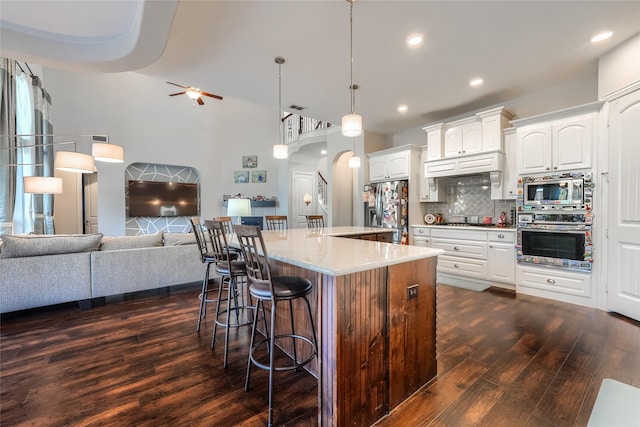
349, 0, 355, 114
278, 61, 282, 144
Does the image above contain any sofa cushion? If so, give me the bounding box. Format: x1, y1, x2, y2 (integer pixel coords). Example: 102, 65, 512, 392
164, 232, 196, 246
100, 232, 163, 251
0, 233, 103, 259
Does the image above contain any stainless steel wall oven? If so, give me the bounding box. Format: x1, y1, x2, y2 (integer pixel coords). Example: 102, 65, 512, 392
516, 172, 594, 272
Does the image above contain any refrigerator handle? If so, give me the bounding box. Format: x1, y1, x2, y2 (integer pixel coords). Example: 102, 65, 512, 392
376, 184, 383, 227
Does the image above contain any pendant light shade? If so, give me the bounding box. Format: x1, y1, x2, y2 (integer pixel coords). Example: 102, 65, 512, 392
55, 151, 95, 173
348, 155, 361, 169
92, 142, 125, 163
342, 113, 362, 137
23, 176, 63, 194
342, 0, 363, 137
273, 56, 288, 159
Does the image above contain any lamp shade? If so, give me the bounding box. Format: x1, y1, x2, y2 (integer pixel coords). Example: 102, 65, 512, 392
23, 176, 63, 194
273, 144, 288, 159
227, 198, 252, 217
348, 155, 361, 169
342, 113, 362, 137
92, 143, 124, 163
55, 151, 95, 173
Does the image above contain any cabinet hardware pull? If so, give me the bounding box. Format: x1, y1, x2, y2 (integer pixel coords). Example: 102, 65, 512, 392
453, 246, 460, 251
546, 278, 556, 284
553, 166, 558, 170
497, 234, 504, 238
489, 245, 493, 248
454, 264, 460, 268
546, 167, 551, 170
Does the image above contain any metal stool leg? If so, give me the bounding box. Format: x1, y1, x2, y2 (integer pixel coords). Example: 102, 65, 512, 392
267, 300, 277, 427
196, 263, 212, 332
211, 275, 228, 347
245, 299, 262, 391
289, 299, 298, 367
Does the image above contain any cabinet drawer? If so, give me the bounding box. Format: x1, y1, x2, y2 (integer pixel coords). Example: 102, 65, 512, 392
488, 230, 515, 243
432, 238, 487, 259
431, 229, 487, 241
517, 265, 591, 297
412, 227, 431, 237
438, 255, 487, 278
413, 236, 430, 247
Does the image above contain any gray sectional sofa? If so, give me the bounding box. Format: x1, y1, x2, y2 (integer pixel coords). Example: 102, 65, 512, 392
0, 232, 203, 314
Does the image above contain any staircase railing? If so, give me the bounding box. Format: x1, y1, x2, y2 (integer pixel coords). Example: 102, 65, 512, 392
317, 171, 328, 213
283, 113, 332, 144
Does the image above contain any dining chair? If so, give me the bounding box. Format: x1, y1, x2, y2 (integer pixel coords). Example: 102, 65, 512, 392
305, 215, 324, 229
189, 217, 218, 332
265, 215, 288, 231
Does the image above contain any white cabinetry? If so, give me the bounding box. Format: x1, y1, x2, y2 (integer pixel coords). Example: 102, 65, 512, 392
514, 103, 601, 175
419, 146, 445, 202
499, 127, 518, 199
423, 123, 444, 161
411, 226, 431, 247
429, 227, 516, 290
487, 231, 515, 284
444, 119, 482, 157
516, 264, 592, 307
369, 150, 410, 182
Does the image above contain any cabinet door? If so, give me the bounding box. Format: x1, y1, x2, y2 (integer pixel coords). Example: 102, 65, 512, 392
444, 127, 463, 157
553, 116, 593, 171
502, 130, 517, 199
426, 129, 443, 160
419, 149, 429, 201
369, 156, 388, 181
482, 114, 504, 152
517, 125, 552, 174
487, 243, 515, 283
387, 152, 410, 179
462, 122, 483, 155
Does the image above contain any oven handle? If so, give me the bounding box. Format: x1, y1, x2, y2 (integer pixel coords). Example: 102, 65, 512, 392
519, 227, 588, 233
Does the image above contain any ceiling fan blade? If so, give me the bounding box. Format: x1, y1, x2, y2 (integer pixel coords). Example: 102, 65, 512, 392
166, 81, 188, 89
196, 97, 205, 106
200, 91, 223, 100
168, 91, 186, 96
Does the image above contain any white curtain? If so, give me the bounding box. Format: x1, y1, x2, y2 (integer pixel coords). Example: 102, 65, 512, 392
0, 59, 17, 235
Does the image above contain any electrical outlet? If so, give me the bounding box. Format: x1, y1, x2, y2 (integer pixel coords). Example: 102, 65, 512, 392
407, 284, 419, 300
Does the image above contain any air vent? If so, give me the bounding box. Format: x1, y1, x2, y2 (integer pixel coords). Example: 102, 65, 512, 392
289, 104, 304, 111
92, 135, 108, 143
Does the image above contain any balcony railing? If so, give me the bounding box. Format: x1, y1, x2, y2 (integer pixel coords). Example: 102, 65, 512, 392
282, 113, 332, 144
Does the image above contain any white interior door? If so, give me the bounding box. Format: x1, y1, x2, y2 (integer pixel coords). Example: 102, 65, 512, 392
607, 89, 640, 321
291, 171, 314, 228
83, 172, 98, 234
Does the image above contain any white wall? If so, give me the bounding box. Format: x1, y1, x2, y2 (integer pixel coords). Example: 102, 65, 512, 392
44, 68, 288, 236
598, 33, 640, 98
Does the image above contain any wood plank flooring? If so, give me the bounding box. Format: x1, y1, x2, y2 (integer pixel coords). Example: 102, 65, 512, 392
1, 283, 638, 426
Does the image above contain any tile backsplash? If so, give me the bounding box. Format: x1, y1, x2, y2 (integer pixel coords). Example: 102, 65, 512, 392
425, 174, 516, 225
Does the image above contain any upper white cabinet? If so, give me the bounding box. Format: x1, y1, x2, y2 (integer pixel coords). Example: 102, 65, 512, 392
444, 119, 482, 157
369, 150, 410, 181
419, 146, 445, 202
500, 127, 518, 199
423, 107, 515, 160
514, 103, 601, 175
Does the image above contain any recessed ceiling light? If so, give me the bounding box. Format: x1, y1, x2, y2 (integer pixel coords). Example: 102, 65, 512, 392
469, 78, 484, 87
321, 149, 327, 155
398, 104, 408, 113
407, 34, 423, 47
591, 31, 613, 43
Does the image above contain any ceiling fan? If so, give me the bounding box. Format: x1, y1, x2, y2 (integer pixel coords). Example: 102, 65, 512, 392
166, 82, 223, 105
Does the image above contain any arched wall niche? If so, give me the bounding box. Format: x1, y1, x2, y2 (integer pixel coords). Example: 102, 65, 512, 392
125, 162, 200, 235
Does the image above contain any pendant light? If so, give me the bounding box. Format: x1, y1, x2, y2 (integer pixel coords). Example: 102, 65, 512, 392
273, 56, 288, 159
342, 0, 362, 137
23, 176, 63, 194
348, 86, 361, 168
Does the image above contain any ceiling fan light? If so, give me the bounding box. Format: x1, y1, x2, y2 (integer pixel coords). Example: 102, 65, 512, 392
23, 176, 63, 194
273, 144, 288, 159
342, 113, 362, 137
55, 151, 95, 173
186, 89, 200, 99
92, 142, 124, 163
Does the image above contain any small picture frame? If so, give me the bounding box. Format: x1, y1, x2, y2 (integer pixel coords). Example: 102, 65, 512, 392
251, 170, 267, 183
243, 155, 258, 168
234, 171, 249, 184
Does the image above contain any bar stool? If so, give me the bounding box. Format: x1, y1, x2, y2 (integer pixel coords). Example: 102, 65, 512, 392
205, 220, 254, 368
215, 216, 242, 258
305, 215, 324, 229
189, 217, 218, 332
265, 215, 288, 230
233, 224, 318, 427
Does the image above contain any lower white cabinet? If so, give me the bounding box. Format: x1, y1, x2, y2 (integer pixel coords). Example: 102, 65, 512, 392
516, 265, 592, 298
411, 226, 431, 246
487, 231, 516, 283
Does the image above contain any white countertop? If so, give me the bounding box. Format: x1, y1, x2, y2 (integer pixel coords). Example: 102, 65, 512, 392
253, 226, 443, 276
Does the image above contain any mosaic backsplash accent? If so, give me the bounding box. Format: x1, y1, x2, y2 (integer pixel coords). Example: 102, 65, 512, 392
425, 174, 516, 225
125, 163, 200, 236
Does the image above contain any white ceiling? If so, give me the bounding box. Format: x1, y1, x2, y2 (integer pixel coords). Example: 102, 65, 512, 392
1, 0, 639, 136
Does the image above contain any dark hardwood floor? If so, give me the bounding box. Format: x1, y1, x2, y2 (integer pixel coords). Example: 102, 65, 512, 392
1, 283, 638, 426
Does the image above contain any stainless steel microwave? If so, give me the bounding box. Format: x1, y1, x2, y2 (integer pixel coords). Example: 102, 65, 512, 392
521, 172, 592, 209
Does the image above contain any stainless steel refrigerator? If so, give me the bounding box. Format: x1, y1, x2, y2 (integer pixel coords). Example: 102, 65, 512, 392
364, 180, 409, 244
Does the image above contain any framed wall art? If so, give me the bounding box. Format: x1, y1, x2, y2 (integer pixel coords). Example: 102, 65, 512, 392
242, 155, 258, 168
234, 171, 250, 183
251, 170, 267, 183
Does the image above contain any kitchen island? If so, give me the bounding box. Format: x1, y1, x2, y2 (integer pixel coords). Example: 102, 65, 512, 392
252, 226, 443, 426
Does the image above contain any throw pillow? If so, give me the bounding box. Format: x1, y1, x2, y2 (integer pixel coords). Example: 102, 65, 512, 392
100, 231, 164, 251
164, 232, 196, 246
0, 233, 103, 259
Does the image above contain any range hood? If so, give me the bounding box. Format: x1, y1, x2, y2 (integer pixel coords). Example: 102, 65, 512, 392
424, 151, 504, 179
